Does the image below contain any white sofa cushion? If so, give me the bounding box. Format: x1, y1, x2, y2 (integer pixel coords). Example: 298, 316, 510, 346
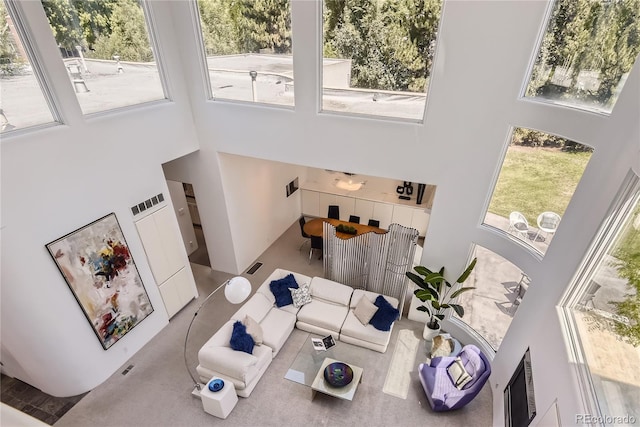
260, 308, 297, 356
309, 277, 353, 306
296, 299, 349, 333
231, 292, 273, 323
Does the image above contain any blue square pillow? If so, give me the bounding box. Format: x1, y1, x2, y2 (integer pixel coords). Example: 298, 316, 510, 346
230, 321, 255, 354
369, 295, 400, 331
269, 274, 299, 307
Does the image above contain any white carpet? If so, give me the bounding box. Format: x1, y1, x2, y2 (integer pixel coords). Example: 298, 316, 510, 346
382, 328, 421, 399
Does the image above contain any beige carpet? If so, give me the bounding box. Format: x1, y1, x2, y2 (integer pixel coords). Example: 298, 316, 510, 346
383, 328, 421, 399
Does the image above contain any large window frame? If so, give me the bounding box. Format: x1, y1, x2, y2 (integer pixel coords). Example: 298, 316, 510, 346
559, 171, 640, 419
2, 0, 61, 134
318, 0, 444, 123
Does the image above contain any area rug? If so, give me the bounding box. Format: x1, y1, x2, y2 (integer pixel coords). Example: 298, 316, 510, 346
382, 328, 420, 399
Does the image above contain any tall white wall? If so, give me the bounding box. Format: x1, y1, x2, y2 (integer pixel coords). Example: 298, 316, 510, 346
0, 1, 199, 396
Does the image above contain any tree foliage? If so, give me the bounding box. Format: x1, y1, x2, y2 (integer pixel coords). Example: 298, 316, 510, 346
0, 1, 27, 75
611, 206, 640, 346
527, 0, 640, 108
90, 0, 152, 62
325, 0, 441, 92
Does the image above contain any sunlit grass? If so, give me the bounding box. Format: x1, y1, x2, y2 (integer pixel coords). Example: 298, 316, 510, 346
488, 146, 592, 226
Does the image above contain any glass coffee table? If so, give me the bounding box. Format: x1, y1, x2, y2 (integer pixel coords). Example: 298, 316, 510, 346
285, 334, 369, 400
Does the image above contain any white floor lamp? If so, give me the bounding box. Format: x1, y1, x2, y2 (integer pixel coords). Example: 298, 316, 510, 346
183, 276, 252, 397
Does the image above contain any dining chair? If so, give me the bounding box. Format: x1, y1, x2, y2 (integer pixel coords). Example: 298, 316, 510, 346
328, 205, 340, 220
298, 216, 310, 251
309, 235, 323, 262
368, 219, 380, 228
348, 215, 360, 224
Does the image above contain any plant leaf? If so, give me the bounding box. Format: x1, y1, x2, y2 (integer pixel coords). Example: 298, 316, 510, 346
456, 257, 477, 283
414, 266, 433, 276
450, 286, 475, 298
415, 289, 437, 302
449, 304, 465, 318
435, 314, 445, 321
406, 271, 427, 289
417, 305, 429, 312
424, 272, 445, 283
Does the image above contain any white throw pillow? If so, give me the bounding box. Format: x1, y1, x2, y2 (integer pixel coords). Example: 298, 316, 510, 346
242, 315, 263, 346
353, 296, 378, 325
290, 283, 312, 308
447, 357, 472, 389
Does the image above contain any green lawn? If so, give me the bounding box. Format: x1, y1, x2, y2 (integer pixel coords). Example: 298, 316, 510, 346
488, 146, 592, 226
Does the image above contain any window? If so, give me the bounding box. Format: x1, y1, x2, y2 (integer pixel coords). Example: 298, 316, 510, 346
483, 127, 593, 256
0, 0, 56, 133
562, 173, 640, 420
321, 0, 442, 121
456, 244, 526, 350
525, 0, 640, 114
196, 0, 294, 107
40, 0, 166, 115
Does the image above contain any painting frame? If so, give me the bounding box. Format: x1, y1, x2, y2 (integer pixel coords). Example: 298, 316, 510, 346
46, 213, 153, 350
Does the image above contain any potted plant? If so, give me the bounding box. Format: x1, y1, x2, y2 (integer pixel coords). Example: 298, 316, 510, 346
406, 258, 477, 340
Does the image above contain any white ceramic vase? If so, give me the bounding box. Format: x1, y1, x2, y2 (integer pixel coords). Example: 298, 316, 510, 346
423, 322, 441, 341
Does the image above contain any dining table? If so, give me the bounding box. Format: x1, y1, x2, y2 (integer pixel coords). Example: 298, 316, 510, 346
303, 217, 387, 240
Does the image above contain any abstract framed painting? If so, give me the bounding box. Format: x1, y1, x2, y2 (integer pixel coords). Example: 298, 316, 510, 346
46, 213, 153, 350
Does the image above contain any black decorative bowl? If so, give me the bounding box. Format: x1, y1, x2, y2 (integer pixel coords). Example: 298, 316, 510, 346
323, 362, 354, 388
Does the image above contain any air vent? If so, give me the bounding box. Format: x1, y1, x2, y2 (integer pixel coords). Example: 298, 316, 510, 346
122, 364, 134, 375
246, 262, 263, 275
131, 193, 164, 216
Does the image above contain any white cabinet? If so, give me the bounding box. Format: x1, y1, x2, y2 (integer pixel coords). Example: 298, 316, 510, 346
391, 205, 414, 228
411, 209, 430, 237
158, 267, 194, 318
301, 189, 319, 217
318, 193, 337, 218
335, 195, 355, 221
135, 206, 198, 319
372, 202, 394, 229
354, 199, 374, 224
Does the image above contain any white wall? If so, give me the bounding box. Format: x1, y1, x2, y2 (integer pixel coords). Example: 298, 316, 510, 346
219, 153, 307, 271
0, 1, 199, 396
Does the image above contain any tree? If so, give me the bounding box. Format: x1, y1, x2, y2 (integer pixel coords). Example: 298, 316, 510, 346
325, 0, 441, 92
231, 0, 292, 54
90, 0, 152, 62
611, 206, 640, 347
198, 0, 239, 55
40, 0, 83, 50
72, 0, 116, 50
0, 1, 26, 75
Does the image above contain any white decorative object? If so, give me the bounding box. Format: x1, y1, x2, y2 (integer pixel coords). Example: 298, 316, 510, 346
423, 323, 441, 341
200, 378, 238, 419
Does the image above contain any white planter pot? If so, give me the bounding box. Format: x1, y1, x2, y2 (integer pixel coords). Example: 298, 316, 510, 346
423, 323, 441, 341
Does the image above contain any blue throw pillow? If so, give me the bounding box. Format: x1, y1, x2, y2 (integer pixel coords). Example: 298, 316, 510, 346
269, 274, 299, 307
230, 321, 255, 354
369, 295, 400, 331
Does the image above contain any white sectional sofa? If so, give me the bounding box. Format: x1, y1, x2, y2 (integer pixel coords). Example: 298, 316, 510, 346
196, 268, 399, 397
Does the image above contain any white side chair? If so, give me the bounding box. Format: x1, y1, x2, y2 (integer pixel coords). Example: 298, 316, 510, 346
534, 211, 561, 242
508, 211, 529, 240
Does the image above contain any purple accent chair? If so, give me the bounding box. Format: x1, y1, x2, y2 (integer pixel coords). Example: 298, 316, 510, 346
418, 344, 491, 412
